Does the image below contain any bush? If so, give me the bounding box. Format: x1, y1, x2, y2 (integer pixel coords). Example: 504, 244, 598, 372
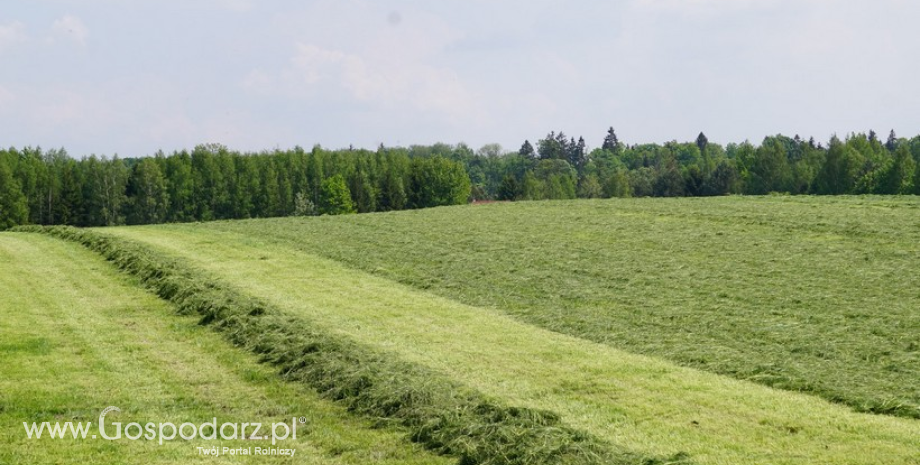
319, 175, 356, 215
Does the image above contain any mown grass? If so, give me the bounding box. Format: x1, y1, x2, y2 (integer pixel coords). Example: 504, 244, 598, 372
0, 233, 450, 465
18, 225, 679, 465
101, 221, 920, 465
192, 196, 920, 419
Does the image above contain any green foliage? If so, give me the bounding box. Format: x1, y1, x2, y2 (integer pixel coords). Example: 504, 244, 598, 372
521, 172, 543, 200
257, 156, 282, 217
628, 167, 654, 197
748, 139, 791, 194
874, 145, 915, 194
702, 160, 739, 195
164, 151, 195, 222
3, 129, 920, 230
351, 167, 378, 213
603, 170, 632, 198
497, 174, 521, 201
652, 156, 684, 197
601, 127, 620, 153
576, 174, 602, 199
90, 156, 129, 226
815, 137, 861, 195
518, 140, 536, 160
126, 157, 169, 224
0, 154, 28, 230
528, 159, 577, 200
319, 175, 356, 215
914, 155, 920, 195
408, 156, 471, 208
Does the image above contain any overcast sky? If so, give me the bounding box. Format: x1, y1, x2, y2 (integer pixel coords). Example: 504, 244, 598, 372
2, 0, 919, 157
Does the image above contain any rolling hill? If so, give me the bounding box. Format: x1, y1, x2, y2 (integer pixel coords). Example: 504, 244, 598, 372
5, 196, 919, 464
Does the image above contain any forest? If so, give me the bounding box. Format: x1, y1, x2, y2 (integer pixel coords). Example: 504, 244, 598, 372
1, 128, 919, 229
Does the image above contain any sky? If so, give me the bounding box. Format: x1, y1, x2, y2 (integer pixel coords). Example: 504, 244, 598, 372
2, 0, 919, 157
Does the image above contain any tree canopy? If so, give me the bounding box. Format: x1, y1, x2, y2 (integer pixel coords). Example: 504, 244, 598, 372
1, 128, 918, 230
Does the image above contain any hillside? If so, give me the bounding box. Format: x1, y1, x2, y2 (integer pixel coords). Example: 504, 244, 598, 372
192, 196, 920, 419
94, 196, 920, 464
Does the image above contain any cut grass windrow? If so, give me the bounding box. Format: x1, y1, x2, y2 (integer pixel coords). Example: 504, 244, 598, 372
14, 225, 688, 465
0, 233, 450, 464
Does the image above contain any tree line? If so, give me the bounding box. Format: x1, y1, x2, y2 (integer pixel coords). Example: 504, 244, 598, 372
0, 144, 470, 229
2, 129, 919, 229
454, 129, 919, 201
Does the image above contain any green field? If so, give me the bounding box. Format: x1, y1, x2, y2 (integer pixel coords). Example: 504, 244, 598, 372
5, 196, 920, 464
194, 196, 920, 419
0, 233, 448, 464
94, 196, 919, 465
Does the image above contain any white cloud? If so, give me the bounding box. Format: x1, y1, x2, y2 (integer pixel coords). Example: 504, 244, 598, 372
285, 42, 483, 124
52, 15, 89, 45
0, 21, 26, 52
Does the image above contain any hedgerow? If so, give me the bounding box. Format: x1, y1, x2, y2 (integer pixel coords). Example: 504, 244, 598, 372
14, 225, 690, 465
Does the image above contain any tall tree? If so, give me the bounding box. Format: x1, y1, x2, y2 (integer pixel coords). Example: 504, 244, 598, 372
351, 165, 378, 213
749, 139, 791, 194
308, 146, 325, 207
696, 132, 709, 154
886, 129, 898, 152
0, 154, 28, 229
876, 145, 916, 194
257, 157, 281, 217
56, 159, 84, 225
653, 155, 684, 197
576, 173, 602, 198
567, 136, 587, 174
604, 169, 632, 198
379, 162, 407, 211
164, 151, 195, 222
702, 159, 740, 195
537, 131, 567, 160
127, 157, 169, 224
518, 140, 537, 160
602, 127, 620, 152
815, 137, 861, 195
497, 174, 520, 200
91, 156, 129, 226
232, 155, 259, 218
191, 145, 222, 221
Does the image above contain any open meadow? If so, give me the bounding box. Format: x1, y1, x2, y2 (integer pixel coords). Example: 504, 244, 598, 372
3, 196, 919, 464
97, 196, 919, 464
195, 196, 920, 419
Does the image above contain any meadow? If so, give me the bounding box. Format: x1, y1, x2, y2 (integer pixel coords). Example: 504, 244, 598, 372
96, 196, 920, 464
197, 196, 920, 419
4, 196, 919, 464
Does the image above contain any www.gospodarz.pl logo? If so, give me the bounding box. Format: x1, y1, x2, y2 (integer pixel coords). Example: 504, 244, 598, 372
23, 406, 303, 449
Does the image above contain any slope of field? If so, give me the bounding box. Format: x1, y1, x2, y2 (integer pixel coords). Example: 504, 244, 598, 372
102, 221, 920, 465
0, 233, 449, 465
195, 196, 920, 419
